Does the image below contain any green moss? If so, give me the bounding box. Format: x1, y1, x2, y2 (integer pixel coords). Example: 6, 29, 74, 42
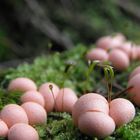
1, 44, 140, 139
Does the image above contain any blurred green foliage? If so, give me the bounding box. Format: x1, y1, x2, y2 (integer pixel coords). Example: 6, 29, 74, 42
0, 0, 140, 61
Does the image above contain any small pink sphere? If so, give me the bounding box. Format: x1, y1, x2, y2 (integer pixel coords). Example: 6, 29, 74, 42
21, 102, 47, 125
0, 119, 9, 137
8, 123, 39, 140
129, 66, 140, 79
78, 112, 115, 138
109, 98, 135, 127
117, 42, 132, 57
86, 48, 108, 61
55, 88, 78, 113
113, 33, 126, 42
109, 37, 123, 49
0, 104, 28, 128
8, 77, 37, 93
128, 73, 140, 106
39, 82, 59, 112
136, 47, 140, 60
96, 36, 112, 50
20, 90, 45, 107
72, 93, 108, 126
130, 46, 138, 60
109, 49, 130, 71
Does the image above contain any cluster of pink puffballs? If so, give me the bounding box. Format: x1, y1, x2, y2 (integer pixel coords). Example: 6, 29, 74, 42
128, 66, 140, 107
86, 33, 140, 71
72, 93, 135, 138
0, 77, 78, 140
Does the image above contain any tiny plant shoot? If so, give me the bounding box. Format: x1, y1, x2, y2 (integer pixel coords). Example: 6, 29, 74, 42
87, 60, 114, 103
85, 60, 100, 93
49, 84, 57, 111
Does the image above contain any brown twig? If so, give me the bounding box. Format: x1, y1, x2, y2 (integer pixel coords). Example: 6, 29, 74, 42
112, 86, 133, 99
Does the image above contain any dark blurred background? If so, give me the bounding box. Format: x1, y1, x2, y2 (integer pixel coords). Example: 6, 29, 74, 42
0, 0, 140, 67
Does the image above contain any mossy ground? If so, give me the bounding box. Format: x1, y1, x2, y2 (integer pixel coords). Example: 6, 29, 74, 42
0, 44, 140, 140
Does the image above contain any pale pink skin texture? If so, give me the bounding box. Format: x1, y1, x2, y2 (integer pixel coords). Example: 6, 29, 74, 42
8, 123, 39, 140
39, 82, 59, 112
72, 93, 109, 126
109, 49, 130, 71
21, 102, 47, 125
117, 42, 132, 57
20, 90, 45, 107
78, 112, 115, 138
0, 104, 28, 128
129, 66, 140, 80
128, 73, 140, 106
136, 47, 140, 59
109, 37, 123, 49
86, 48, 108, 61
8, 77, 37, 93
96, 36, 113, 50
0, 119, 9, 137
55, 88, 78, 113
113, 33, 126, 42
130, 46, 138, 60
109, 98, 135, 127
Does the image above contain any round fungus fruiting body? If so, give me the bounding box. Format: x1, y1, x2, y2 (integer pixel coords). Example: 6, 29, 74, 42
96, 36, 112, 50
130, 46, 138, 60
109, 37, 123, 49
21, 102, 47, 125
0, 119, 9, 137
72, 93, 109, 126
8, 77, 37, 93
129, 66, 140, 80
109, 49, 130, 71
128, 73, 140, 106
109, 98, 135, 127
0, 104, 28, 128
117, 42, 132, 58
86, 48, 108, 61
136, 47, 140, 60
78, 112, 115, 138
55, 88, 78, 113
8, 123, 39, 140
113, 33, 126, 42
20, 90, 45, 107
39, 82, 59, 112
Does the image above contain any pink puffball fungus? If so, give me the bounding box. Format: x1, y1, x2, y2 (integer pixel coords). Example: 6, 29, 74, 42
39, 82, 59, 112
20, 90, 45, 107
72, 93, 109, 126
96, 36, 112, 50
109, 98, 135, 127
0, 104, 28, 128
117, 42, 132, 57
78, 112, 115, 138
129, 66, 140, 80
55, 88, 78, 113
113, 33, 126, 42
8, 123, 39, 140
86, 48, 108, 61
0, 119, 9, 137
109, 49, 130, 71
109, 37, 123, 49
8, 77, 37, 93
128, 73, 140, 106
136, 47, 140, 60
21, 102, 47, 125
130, 46, 138, 60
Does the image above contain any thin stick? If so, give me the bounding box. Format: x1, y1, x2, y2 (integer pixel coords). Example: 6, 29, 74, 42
112, 86, 133, 99
49, 84, 57, 111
